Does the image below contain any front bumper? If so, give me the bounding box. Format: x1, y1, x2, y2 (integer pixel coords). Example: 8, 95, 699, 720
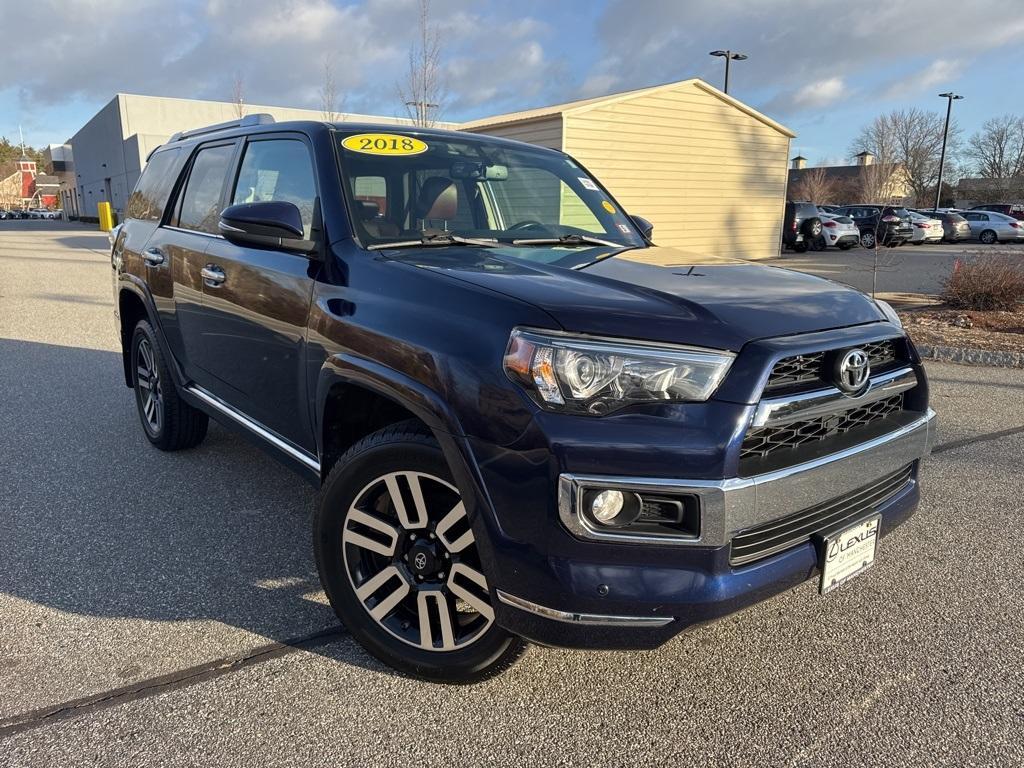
487, 409, 937, 649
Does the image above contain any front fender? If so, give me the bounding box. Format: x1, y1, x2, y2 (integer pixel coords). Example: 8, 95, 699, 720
116, 276, 185, 389
314, 354, 507, 582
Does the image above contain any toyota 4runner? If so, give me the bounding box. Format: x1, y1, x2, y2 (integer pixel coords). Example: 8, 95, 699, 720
112, 115, 936, 682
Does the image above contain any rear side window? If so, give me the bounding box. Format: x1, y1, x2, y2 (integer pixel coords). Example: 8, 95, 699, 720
231, 139, 317, 238
178, 144, 235, 234
126, 148, 182, 222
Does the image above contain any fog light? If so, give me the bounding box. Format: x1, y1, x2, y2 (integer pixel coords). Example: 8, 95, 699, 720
591, 490, 624, 523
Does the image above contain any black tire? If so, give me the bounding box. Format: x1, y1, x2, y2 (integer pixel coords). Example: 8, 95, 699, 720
861, 231, 876, 249
314, 422, 526, 684
801, 217, 823, 238
130, 320, 208, 451
792, 241, 809, 253
979, 229, 997, 244
913, 241, 923, 245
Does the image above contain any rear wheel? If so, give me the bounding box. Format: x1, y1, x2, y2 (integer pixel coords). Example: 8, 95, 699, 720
130, 320, 208, 451
980, 229, 997, 244
315, 423, 526, 683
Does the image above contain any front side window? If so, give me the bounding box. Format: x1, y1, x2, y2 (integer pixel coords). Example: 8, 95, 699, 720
335, 130, 644, 257
178, 144, 235, 234
232, 139, 317, 237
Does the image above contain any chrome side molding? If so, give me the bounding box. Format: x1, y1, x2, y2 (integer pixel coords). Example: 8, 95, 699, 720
752, 366, 918, 429
495, 590, 674, 627
185, 385, 320, 473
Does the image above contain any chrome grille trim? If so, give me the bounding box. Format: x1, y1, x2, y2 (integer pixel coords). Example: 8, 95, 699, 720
764, 339, 899, 393
752, 367, 917, 429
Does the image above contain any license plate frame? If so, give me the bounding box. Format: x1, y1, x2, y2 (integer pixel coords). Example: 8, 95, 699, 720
818, 515, 881, 595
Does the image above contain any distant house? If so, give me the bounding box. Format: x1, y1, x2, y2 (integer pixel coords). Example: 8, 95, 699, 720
954, 176, 1024, 209
0, 156, 57, 209
787, 151, 913, 205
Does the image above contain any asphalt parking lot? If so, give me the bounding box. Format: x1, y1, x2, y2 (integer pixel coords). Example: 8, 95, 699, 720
1, 221, 1022, 767
779, 240, 1023, 297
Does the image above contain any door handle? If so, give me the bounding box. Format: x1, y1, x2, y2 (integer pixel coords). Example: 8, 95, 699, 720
142, 247, 165, 267
201, 265, 226, 287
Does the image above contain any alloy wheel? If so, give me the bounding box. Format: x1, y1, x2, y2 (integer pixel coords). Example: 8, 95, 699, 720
136, 337, 163, 433
342, 471, 494, 652
861, 232, 876, 248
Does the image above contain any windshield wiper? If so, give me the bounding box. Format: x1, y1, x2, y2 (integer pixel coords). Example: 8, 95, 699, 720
367, 230, 499, 250
511, 234, 622, 248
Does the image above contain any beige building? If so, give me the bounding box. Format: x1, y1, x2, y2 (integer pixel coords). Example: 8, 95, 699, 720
787, 151, 914, 206
462, 79, 796, 259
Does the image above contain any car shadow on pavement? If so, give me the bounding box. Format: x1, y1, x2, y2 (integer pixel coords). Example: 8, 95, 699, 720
0, 337, 389, 679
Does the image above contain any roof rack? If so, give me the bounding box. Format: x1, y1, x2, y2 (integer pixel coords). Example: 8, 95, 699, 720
168, 113, 275, 143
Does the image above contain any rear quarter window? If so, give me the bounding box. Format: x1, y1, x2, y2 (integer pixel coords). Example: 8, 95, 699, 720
125, 148, 184, 222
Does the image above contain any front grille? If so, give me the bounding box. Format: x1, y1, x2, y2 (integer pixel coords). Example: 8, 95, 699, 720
765, 340, 899, 393
741, 393, 904, 462
729, 464, 914, 566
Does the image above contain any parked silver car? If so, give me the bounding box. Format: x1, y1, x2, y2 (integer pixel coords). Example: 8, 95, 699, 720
961, 210, 1024, 244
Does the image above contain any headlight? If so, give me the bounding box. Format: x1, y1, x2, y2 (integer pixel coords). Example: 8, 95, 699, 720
503, 328, 735, 415
875, 298, 903, 328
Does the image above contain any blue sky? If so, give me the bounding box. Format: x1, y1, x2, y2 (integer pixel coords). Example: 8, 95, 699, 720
3, 0, 1023, 170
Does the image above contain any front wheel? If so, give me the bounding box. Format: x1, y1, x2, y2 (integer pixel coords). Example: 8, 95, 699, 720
315, 423, 526, 683
861, 231, 876, 248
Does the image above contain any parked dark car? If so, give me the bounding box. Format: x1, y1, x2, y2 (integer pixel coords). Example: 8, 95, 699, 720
781, 201, 822, 252
970, 203, 1024, 221
913, 210, 970, 242
111, 116, 936, 682
834, 205, 914, 248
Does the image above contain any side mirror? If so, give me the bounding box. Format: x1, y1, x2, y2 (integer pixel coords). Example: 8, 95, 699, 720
218, 201, 317, 255
630, 215, 654, 241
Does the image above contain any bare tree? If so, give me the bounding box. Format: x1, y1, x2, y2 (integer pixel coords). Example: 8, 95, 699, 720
396, 0, 446, 126
231, 74, 246, 118
966, 114, 1024, 179
319, 54, 343, 122
790, 167, 838, 204
852, 108, 960, 205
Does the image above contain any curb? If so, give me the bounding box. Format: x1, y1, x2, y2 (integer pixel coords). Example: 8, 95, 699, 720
917, 344, 1024, 369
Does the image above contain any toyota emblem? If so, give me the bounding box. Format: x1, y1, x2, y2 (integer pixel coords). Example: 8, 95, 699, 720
413, 552, 428, 571
835, 349, 870, 393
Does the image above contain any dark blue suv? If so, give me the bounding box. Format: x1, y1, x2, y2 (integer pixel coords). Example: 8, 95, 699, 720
111, 116, 936, 682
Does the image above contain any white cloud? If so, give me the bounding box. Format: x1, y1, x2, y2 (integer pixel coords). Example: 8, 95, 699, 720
881, 59, 964, 100
791, 77, 847, 109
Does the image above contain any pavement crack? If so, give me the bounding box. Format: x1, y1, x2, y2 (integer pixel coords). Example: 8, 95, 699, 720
0, 625, 346, 741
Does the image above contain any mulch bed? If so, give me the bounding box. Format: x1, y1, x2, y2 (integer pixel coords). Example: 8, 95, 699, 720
898, 306, 1024, 354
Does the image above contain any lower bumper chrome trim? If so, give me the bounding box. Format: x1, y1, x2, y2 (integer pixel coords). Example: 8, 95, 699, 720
495, 590, 675, 627
559, 409, 936, 548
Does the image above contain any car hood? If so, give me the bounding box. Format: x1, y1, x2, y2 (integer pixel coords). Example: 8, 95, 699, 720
389, 244, 886, 350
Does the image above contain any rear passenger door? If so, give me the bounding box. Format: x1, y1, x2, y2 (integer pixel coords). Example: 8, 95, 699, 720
197, 134, 320, 453
155, 140, 238, 383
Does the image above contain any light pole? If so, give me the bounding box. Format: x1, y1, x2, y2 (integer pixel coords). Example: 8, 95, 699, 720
709, 50, 748, 94
934, 91, 963, 211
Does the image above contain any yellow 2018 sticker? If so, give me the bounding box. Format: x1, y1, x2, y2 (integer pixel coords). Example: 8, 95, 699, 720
341, 133, 428, 156
601, 200, 616, 214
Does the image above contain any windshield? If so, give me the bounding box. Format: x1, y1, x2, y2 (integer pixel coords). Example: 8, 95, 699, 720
335, 129, 645, 252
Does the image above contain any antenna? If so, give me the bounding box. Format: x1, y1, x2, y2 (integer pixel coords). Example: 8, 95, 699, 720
19, 125, 26, 156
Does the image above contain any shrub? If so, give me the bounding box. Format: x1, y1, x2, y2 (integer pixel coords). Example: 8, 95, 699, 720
941, 256, 1024, 311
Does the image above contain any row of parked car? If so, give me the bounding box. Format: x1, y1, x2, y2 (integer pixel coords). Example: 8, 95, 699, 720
0, 208, 61, 220
782, 202, 1024, 252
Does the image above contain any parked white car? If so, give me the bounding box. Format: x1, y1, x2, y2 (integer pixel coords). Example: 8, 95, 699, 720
961, 210, 1024, 244
817, 209, 860, 250
907, 211, 943, 244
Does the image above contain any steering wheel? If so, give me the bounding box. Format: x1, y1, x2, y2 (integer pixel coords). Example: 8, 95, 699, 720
507, 220, 547, 231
